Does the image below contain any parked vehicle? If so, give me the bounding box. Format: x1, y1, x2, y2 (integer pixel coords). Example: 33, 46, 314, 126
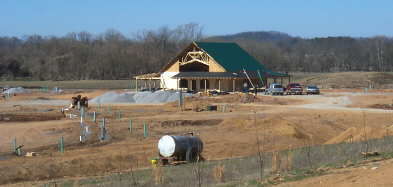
286, 83, 303, 95
266, 83, 284, 95
306, 85, 320, 95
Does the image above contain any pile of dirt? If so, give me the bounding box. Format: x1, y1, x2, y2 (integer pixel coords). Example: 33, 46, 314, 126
90, 91, 135, 103
369, 104, 393, 110
91, 90, 192, 104
325, 126, 393, 144
133, 91, 191, 104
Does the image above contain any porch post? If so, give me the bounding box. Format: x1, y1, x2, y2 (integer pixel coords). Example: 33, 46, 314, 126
190, 79, 193, 91
135, 78, 138, 92
218, 79, 221, 91
177, 78, 179, 91
149, 78, 152, 91
232, 79, 235, 92
204, 79, 207, 92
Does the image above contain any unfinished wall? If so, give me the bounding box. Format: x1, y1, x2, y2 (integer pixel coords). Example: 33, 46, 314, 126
208, 59, 226, 72
166, 61, 180, 72
160, 72, 178, 90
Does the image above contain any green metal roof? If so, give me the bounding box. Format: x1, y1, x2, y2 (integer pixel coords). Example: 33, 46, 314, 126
172, 71, 262, 79
195, 42, 288, 77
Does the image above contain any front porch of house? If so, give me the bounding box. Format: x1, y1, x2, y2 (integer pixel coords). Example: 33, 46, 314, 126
134, 71, 290, 92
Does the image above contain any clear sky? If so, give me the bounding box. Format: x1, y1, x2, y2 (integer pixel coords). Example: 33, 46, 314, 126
1, 0, 392, 38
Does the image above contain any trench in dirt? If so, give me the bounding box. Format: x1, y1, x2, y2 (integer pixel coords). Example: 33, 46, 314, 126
160, 119, 223, 128
0, 113, 63, 122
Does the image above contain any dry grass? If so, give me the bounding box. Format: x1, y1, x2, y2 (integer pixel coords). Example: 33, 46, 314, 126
0, 80, 135, 89
290, 72, 393, 89
213, 164, 225, 182
153, 166, 164, 185
2, 72, 393, 90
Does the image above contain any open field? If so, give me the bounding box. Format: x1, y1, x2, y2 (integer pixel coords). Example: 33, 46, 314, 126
290, 72, 393, 89
2, 72, 393, 90
0, 80, 134, 89
2, 75, 393, 186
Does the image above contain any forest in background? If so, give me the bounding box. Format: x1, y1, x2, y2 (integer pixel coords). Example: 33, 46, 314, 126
0, 23, 392, 80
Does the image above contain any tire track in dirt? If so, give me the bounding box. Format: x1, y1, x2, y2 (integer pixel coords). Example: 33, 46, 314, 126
292, 94, 393, 113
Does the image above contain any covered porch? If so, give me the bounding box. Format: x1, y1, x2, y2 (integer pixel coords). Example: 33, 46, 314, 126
172, 71, 286, 92
134, 73, 161, 91
173, 72, 243, 92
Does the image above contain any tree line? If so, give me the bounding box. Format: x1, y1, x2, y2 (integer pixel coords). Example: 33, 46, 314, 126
207, 32, 393, 73
0, 23, 203, 80
0, 24, 393, 80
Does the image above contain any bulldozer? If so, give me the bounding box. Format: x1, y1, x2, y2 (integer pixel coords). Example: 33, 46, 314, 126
61, 95, 89, 117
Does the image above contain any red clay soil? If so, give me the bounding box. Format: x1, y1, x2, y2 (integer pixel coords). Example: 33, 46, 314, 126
1, 90, 393, 185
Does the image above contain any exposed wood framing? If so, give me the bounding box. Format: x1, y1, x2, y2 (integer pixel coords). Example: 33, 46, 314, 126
180, 50, 210, 66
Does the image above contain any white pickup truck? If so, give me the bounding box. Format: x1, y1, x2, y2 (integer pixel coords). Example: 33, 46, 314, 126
265, 83, 284, 95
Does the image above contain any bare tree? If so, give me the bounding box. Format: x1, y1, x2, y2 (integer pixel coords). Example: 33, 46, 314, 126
253, 111, 265, 181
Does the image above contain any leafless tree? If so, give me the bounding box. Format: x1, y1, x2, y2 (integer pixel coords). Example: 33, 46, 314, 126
253, 111, 265, 181
2, 26, 393, 80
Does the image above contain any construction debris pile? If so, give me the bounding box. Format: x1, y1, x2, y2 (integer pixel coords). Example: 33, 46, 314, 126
91, 90, 192, 104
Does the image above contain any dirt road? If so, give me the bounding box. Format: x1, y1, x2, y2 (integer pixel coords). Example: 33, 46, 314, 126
289, 92, 393, 113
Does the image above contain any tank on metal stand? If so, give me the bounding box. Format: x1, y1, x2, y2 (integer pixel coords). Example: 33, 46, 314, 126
158, 134, 203, 165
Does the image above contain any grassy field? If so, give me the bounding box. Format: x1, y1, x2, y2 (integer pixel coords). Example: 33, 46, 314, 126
0, 80, 135, 89
2, 72, 393, 89
290, 72, 393, 89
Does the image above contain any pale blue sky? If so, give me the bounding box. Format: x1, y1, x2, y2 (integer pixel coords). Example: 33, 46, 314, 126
1, 0, 392, 38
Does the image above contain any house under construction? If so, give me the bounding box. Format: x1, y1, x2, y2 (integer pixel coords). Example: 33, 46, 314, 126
135, 42, 289, 92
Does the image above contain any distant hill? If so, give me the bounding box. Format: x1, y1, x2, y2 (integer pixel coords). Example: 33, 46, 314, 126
206, 31, 296, 42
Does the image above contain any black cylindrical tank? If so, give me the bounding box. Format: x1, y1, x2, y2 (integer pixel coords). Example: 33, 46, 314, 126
158, 135, 203, 161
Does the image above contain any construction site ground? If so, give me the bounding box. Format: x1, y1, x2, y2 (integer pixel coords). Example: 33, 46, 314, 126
276, 155, 393, 187
2, 88, 393, 186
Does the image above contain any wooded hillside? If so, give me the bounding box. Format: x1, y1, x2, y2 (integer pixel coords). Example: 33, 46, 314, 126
0, 23, 392, 80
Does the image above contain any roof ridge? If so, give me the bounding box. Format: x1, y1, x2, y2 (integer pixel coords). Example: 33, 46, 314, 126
195, 41, 237, 44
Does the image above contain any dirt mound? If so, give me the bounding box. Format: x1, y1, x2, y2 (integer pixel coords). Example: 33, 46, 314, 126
325, 126, 393, 144
325, 127, 358, 144
91, 90, 192, 104
133, 90, 191, 104
369, 104, 393, 110
272, 122, 313, 140
160, 119, 222, 128
90, 91, 135, 103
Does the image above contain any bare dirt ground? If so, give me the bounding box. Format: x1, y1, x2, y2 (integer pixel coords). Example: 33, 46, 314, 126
277, 158, 393, 187
2, 89, 393, 185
